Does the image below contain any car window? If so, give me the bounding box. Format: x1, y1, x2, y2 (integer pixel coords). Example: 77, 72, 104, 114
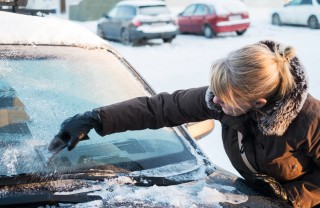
138, 5, 170, 15
194, 4, 208, 16
0, 45, 198, 176
286, 0, 303, 6
181, 4, 196, 16
108, 6, 119, 18
318, 0, 320, 4
301, 0, 312, 4
122, 5, 136, 18
116, 5, 135, 18
207, 5, 215, 14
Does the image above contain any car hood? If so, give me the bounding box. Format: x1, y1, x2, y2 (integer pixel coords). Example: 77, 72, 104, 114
0, 168, 290, 208
0, 11, 109, 49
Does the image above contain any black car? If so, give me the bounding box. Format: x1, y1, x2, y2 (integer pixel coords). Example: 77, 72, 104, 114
97, 0, 178, 45
0, 9, 291, 208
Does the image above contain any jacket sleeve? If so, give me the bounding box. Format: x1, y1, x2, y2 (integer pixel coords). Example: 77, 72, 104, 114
95, 86, 221, 136
283, 112, 320, 208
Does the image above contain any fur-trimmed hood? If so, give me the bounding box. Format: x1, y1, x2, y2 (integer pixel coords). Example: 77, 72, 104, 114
205, 40, 309, 136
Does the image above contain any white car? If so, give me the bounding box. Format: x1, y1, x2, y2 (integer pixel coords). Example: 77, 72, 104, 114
272, 0, 320, 29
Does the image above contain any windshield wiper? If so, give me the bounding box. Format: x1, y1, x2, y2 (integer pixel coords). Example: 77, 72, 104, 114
0, 171, 191, 187
0, 189, 102, 208
0, 163, 214, 187
0, 166, 215, 207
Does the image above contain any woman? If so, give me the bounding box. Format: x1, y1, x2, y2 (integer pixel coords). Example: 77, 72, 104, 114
49, 40, 320, 208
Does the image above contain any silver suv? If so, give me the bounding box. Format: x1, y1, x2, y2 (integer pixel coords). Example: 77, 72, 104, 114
97, 0, 178, 45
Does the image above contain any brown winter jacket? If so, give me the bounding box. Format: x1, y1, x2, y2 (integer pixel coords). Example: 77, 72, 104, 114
95, 41, 320, 208
96, 87, 319, 208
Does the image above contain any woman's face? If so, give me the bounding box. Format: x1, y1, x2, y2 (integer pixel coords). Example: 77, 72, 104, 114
213, 96, 252, 116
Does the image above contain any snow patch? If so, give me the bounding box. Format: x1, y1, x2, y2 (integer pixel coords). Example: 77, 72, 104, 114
198, 186, 247, 204
0, 11, 108, 48
1, 148, 19, 175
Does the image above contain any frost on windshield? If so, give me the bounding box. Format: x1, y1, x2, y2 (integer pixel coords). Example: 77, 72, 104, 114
0, 46, 206, 177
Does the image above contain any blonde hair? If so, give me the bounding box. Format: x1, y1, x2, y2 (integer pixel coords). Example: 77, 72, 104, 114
210, 43, 296, 109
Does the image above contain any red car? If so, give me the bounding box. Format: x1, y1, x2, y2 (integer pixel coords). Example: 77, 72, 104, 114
177, 0, 250, 38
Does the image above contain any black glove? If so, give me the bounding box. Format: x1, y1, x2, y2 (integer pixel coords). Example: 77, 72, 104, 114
48, 109, 101, 152
251, 173, 288, 202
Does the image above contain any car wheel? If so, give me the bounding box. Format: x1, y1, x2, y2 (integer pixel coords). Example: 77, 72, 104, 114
97, 26, 105, 39
163, 37, 174, 43
308, 16, 319, 29
272, 13, 282, 26
120, 28, 131, 45
203, 25, 215, 39
236, 29, 247, 36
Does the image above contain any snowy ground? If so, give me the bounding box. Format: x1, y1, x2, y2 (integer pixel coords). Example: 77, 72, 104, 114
76, 7, 320, 177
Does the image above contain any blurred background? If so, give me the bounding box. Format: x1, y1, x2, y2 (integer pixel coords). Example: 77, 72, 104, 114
23, 0, 284, 20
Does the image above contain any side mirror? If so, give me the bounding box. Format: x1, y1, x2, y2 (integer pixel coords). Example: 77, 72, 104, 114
103, 13, 110, 18
186, 119, 215, 140
178, 12, 183, 16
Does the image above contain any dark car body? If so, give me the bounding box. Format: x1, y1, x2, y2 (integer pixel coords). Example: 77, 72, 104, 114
97, 0, 178, 45
177, 0, 250, 38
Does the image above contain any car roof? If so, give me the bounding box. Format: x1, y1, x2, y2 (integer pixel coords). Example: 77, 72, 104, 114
0, 11, 109, 49
116, 0, 166, 7
192, 0, 246, 7
191, 0, 248, 13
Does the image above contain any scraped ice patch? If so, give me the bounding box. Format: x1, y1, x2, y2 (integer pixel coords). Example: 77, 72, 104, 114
1, 148, 19, 175
0, 139, 49, 175
33, 144, 54, 164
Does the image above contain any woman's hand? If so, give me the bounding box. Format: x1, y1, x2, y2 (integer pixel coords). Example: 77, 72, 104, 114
251, 174, 289, 202
48, 110, 101, 152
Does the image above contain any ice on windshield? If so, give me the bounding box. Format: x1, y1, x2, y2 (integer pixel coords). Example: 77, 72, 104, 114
0, 46, 201, 177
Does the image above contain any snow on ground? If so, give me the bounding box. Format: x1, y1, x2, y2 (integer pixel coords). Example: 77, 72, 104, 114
77, 7, 320, 177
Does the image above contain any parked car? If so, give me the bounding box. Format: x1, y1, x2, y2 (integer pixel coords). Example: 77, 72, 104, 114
177, 0, 250, 38
97, 0, 178, 45
271, 0, 320, 29
0, 7, 290, 208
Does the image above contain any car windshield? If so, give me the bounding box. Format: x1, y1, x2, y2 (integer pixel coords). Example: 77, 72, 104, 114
138, 5, 170, 15
0, 45, 200, 177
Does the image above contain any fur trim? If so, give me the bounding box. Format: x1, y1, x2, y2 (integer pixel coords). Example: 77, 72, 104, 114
257, 40, 308, 136
205, 87, 222, 112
